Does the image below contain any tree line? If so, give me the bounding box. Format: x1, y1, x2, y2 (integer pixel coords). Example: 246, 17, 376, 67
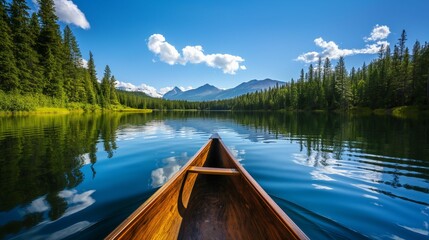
206, 31, 429, 111
0, 0, 118, 109
116, 30, 429, 111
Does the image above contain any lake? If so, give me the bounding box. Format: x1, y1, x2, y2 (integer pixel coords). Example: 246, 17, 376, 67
0, 112, 428, 239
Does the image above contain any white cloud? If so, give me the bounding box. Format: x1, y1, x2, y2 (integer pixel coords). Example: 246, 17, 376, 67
204, 53, 245, 74
365, 25, 390, 42
148, 34, 246, 74
296, 25, 391, 63
148, 34, 181, 65
32, 0, 90, 29
54, 0, 90, 29
182, 45, 206, 64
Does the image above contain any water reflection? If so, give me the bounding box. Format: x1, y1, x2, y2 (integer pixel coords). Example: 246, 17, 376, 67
0, 111, 428, 239
151, 153, 190, 188
0, 113, 149, 238
47, 221, 94, 240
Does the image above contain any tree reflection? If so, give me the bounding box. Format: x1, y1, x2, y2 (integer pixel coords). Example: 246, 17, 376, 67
0, 113, 151, 238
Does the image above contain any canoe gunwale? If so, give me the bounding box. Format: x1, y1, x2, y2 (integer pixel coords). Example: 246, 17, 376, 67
217, 139, 309, 240
105, 139, 213, 239
105, 134, 309, 240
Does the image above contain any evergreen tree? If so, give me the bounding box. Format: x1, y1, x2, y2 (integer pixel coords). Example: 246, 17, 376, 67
398, 30, 407, 60
401, 47, 411, 104
43, 48, 63, 98
390, 45, 401, 105
9, 0, 42, 93
323, 58, 333, 108
38, 0, 64, 98
334, 56, 350, 109
83, 70, 96, 104
383, 46, 392, 107
0, 0, 19, 92
110, 75, 119, 104
411, 40, 421, 103
290, 79, 298, 109
87, 51, 100, 104
63, 26, 86, 102
29, 13, 40, 45
101, 65, 111, 106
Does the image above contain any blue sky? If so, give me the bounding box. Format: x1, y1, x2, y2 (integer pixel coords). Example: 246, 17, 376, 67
30, 0, 429, 94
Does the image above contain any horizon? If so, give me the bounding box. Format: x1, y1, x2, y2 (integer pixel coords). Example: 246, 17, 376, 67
23, 0, 429, 94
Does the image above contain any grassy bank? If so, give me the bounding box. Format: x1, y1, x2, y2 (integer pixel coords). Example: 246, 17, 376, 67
0, 91, 152, 115
113, 108, 153, 113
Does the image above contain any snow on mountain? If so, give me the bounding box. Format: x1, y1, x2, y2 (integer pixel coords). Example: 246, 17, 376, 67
116, 81, 194, 98
116, 79, 283, 100
163, 79, 285, 101
116, 81, 162, 98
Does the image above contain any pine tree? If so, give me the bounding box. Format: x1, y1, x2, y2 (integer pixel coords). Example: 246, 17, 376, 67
9, 0, 42, 93
290, 79, 298, 109
101, 65, 112, 106
401, 47, 411, 105
63, 26, 86, 102
383, 46, 392, 107
411, 41, 421, 103
0, 0, 19, 92
334, 56, 350, 109
398, 30, 407, 60
323, 58, 333, 108
110, 75, 119, 104
87, 51, 100, 104
43, 48, 63, 98
38, 0, 64, 98
316, 56, 325, 108
298, 68, 304, 109
389, 45, 399, 105
83, 71, 96, 104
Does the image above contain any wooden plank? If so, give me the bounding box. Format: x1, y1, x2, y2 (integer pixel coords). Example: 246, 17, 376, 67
188, 166, 239, 175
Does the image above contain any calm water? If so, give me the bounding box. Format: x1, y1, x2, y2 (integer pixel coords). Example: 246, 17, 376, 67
0, 112, 428, 239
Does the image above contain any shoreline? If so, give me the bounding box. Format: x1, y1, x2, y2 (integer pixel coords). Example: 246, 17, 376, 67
0, 107, 153, 116
1, 106, 427, 118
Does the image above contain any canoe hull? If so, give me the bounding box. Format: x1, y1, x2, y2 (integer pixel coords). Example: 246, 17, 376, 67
106, 136, 308, 240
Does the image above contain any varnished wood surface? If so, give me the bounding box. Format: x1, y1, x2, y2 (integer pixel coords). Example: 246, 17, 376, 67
188, 166, 239, 175
106, 136, 309, 240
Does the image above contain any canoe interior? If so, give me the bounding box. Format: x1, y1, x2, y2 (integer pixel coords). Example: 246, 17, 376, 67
107, 138, 307, 240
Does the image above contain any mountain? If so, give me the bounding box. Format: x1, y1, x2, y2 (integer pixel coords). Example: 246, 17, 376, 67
116, 84, 162, 98
162, 87, 183, 99
164, 84, 222, 101
163, 79, 285, 101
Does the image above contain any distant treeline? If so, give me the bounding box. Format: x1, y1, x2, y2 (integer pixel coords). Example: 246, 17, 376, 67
117, 30, 429, 111
208, 31, 429, 111
0, 0, 119, 110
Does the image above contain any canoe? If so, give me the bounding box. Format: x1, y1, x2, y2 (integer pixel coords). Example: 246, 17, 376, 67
106, 133, 309, 240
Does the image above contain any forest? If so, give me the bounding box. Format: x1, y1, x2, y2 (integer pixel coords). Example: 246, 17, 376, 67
0, 0, 120, 111
1, 0, 428, 112
206, 32, 429, 111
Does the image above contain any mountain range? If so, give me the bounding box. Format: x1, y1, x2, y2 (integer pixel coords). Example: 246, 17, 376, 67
163, 79, 285, 101
116, 83, 163, 98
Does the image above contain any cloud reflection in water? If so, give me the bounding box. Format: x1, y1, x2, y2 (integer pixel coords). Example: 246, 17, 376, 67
151, 152, 189, 188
